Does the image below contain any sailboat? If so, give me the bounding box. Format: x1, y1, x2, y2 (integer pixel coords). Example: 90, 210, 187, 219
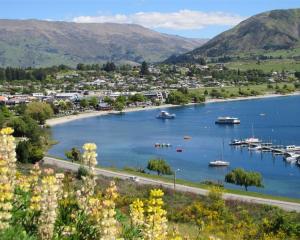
244, 124, 261, 144
209, 140, 230, 167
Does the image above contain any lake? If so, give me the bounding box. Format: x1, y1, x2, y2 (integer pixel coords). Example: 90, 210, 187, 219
48, 95, 300, 198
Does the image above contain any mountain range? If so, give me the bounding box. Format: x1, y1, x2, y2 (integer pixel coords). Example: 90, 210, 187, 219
165, 8, 300, 63
0, 19, 207, 67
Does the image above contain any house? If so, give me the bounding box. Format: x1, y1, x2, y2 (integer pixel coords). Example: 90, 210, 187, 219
97, 102, 113, 111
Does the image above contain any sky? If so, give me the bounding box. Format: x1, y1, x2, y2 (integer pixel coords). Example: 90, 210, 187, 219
0, 0, 299, 38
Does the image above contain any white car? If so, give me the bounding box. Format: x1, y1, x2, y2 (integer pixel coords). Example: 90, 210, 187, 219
129, 176, 140, 182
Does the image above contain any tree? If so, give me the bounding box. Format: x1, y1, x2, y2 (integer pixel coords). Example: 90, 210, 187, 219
295, 71, 300, 79
80, 98, 89, 109
147, 159, 173, 176
65, 147, 82, 162
16, 141, 30, 163
89, 97, 99, 109
25, 102, 54, 125
114, 101, 125, 112
140, 61, 150, 75
225, 168, 263, 191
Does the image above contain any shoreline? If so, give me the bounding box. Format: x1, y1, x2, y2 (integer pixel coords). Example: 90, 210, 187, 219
46, 91, 300, 126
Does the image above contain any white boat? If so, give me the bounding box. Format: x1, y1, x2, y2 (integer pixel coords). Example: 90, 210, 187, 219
244, 124, 261, 144
209, 140, 230, 167
209, 161, 230, 167
215, 116, 240, 124
285, 145, 300, 152
248, 144, 262, 151
284, 153, 300, 163
229, 139, 244, 146
244, 137, 262, 144
156, 111, 176, 119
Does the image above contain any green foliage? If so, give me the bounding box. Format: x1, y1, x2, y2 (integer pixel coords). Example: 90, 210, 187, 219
16, 141, 30, 163
147, 159, 173, 176
0, 226, 36, 240
88, 97, 99, 108
225, 168, 264, 191
140, 61, 150, 75
79, 98, 89, 108
166, 91, 189, 105
129, 93, 146, 103
76, 166, 89, 180
25, 102, 54, 125
65, 147, 82, 162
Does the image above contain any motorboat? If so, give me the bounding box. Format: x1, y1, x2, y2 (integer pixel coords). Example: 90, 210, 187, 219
229, 139, 244, 146
209, 161, 230, 167
285, 145, 300, 152
156, 111, 176, 119
215, 116, 240, 124
248, 144, 262, 151
244, 137, 262, 144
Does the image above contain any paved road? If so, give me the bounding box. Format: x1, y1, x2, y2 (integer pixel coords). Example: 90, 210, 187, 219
43, 156, 300, 212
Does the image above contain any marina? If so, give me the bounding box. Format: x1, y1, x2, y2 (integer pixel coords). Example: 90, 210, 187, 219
49, 95, 300, 198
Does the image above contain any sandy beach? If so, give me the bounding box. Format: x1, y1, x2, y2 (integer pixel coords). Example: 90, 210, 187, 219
46, 91, 300, 126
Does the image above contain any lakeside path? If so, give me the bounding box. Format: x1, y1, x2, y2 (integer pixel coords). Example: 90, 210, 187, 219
46, 92, 300, 126
43, 156, 300, 212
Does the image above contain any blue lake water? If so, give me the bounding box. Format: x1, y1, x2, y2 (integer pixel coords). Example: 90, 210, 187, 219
49, 95, 300, 198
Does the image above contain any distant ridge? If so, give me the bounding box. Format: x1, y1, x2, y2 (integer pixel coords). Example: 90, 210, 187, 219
165, 8, 300, 63
0, 19, 207, 67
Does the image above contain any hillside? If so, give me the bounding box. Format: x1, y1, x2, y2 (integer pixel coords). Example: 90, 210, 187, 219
0, 19, 206, 67
165, 8, 300, 63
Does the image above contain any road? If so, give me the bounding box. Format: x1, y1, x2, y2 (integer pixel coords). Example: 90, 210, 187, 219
43, 156, 300, 212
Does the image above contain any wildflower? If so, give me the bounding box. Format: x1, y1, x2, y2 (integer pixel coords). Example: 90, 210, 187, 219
77, 143, 98, 210
29, 163, 42, 211
0, 127, 16, 230
144, 189, 168, 240
130, 198, 144, 227
99, 181, 118, 240
38, 168, 61, 240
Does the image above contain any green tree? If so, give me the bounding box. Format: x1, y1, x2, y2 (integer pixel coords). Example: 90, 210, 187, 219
80, 98, 89, 109
225, 168, 263, 191
147, 159, 173, 176
65, 147, 82, 162
16, 141, 30, 163
140, 61, 150, 75
166, 91, 189, 105
89, 97, 99, 108
25, 102, 53, 125
114, 101, 125, 112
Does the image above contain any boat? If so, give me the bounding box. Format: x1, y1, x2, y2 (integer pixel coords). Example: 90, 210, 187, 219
244, 124, 261, 145
184, 136, 192, 140
209, 161, 230, 167
229, 139, 244, 146
215, 116, 240, 124
248, 144, 262, 151
156, 111, 176, 119
244, 137, 262, 144
176, 147, 183, 152
283, 153, 299, 164
209, 140, 229, 167
285, 145, 300, 152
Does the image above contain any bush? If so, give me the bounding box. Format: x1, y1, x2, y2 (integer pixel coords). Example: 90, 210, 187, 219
16, 141, 30, 163
76, 166, 89, 180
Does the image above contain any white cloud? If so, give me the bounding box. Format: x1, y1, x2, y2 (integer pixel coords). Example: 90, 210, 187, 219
72, 10, 245, 30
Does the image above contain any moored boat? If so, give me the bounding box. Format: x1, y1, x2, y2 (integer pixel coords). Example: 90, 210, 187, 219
209, 161, 230, 167
215, 116, 240, 124
156, 111, 176, 119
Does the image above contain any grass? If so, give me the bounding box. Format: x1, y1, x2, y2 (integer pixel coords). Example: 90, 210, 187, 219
45, 155, 300, 204
190, 83, 297, 97
226, 59, 300, 72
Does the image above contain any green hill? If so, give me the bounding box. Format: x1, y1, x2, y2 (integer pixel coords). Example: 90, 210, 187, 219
0, 19, 206, 67
165, 8, 300, 63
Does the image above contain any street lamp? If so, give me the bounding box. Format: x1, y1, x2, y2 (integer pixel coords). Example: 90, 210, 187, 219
173, 168, 181, 191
